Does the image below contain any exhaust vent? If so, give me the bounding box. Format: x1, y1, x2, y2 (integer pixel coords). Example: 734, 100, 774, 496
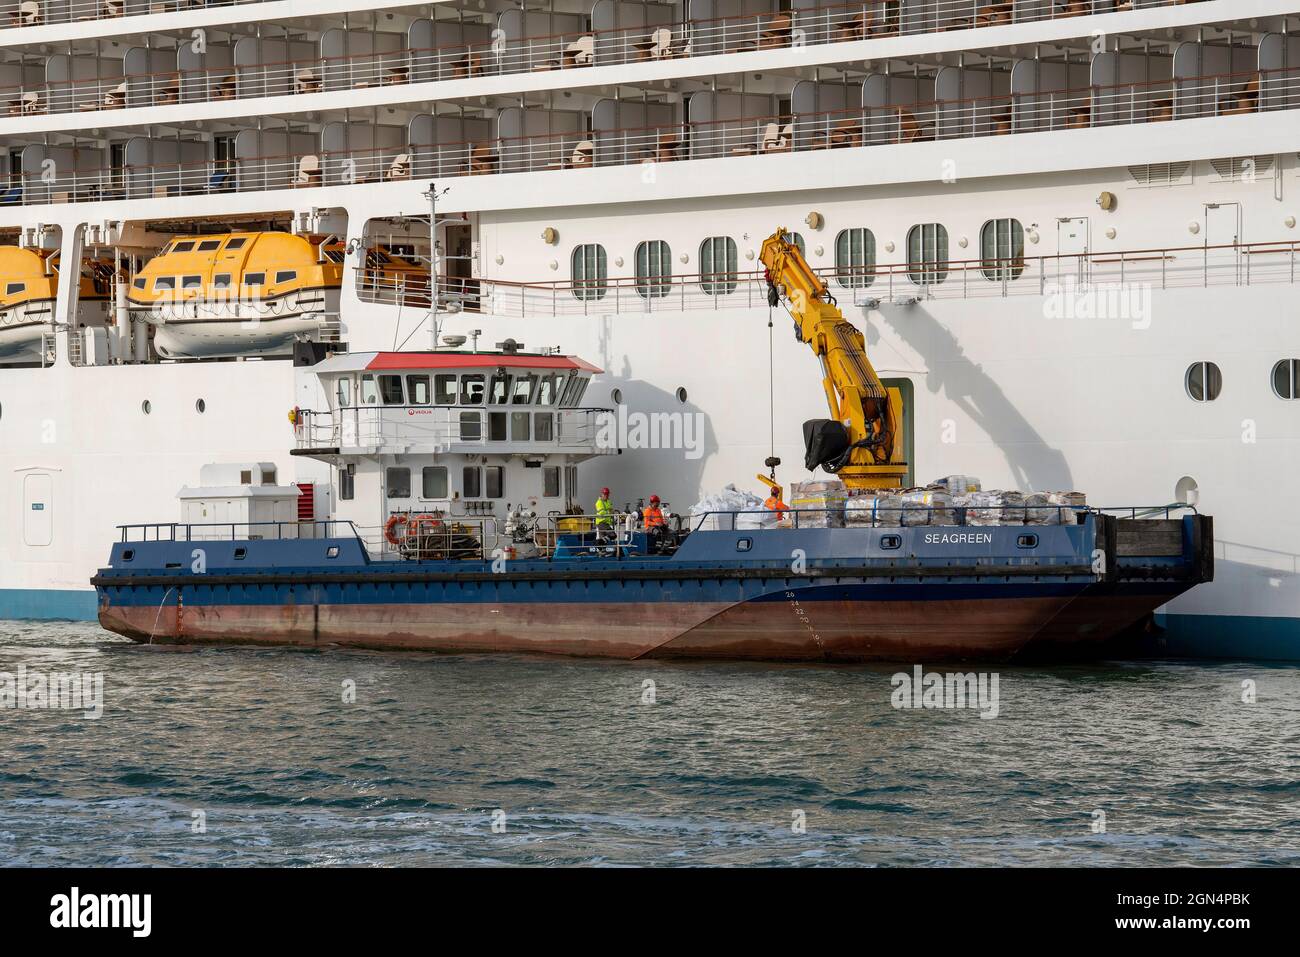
1210, 155, 1273, 182
1127, 162, 1191, 187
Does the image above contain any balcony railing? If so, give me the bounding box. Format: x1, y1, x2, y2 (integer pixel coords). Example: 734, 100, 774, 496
1, 0, 1210, 41
2, 62, 1289, 208
294, 405, 612, 452
356, 241, 1299, 317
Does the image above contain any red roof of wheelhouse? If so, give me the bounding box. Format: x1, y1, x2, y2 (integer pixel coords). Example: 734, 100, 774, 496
363, 351, 603, 373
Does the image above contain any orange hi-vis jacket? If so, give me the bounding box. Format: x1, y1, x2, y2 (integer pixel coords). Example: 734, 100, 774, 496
642, 505, 665, 528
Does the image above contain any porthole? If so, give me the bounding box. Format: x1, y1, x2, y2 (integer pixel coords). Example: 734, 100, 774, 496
610, 388, 623, 404
1017, 534, 1039, 549
141, 399, 152, 415
120, 549, 135, 562
880, 534, 902, 550
1271, 359, 1299, 399
1184, 362, 1221, 402
736, 537, 753, 552
326, 546, 340, 559
675, 387, 688, 404
195, 398, 206, 413
233, 547, 247, 560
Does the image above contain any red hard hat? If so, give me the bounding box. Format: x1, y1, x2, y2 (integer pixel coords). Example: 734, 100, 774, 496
649, 494, 660, 503
601, 487, 610, 496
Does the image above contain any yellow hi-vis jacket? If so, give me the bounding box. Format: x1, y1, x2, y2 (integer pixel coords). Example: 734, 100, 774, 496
595, 496, 614, 526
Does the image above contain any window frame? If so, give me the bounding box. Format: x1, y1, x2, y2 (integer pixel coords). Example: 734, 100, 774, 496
385, 466, 412, 499
571, 243, 608, 302
635, 239, 672, 299
980, 218, 1026, 282
699, 236, 738, 296
834, 228, 876, 289
421, 465, 448, 499
907, 223, 950, 286
1185, 361, 1223, 402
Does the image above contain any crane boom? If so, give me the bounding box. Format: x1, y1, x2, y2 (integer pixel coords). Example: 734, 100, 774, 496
759, 227, 908, 490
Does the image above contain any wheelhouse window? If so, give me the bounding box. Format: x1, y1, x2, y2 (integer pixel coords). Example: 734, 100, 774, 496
434, 374, 458, 405
699, 236, 738, 296
460, 374, 485, 405
635, 240, 671, 299
422, 466, 448, 498
907, 223, 949, 285
386, 467, 411, 499
511, 411, 530, 440
488, 411, 508, 441
1272, 359, 1300, 399
537, 374, 563, 405
488, 372, 512, 405
980, 219, 1026, 281
572, 244, 608, 301
534, 412, 554, 441
559, 374, 588, 407
463, 466, 481, 497
379, 375, 404, 405
511, 374, 537, 404
1185, 362, 1222, 402
359, 374, 379, 405
459, 410, 482, 441
835, 228, 876, 288
407, 375, 431, 405
335, 378, 352, 407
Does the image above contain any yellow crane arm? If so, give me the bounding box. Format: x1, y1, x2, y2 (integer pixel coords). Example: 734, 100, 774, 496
759, 227, 907, 489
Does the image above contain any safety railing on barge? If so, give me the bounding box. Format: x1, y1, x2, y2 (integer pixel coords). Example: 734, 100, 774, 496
117, 519, 362, 542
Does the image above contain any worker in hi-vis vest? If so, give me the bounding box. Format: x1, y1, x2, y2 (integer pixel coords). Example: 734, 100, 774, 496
642, 495, 666, 528
595, 487, 614, 528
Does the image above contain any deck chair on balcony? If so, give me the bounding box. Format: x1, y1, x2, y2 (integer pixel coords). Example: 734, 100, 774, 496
103, 82, 128, 109
386, 153, 412, 180
207, 169, 231, 192
10, 1, 39, 26
295, 69, 321, 95
760, 122, 793, 153
0, 185, 22, 205
570, 140, 594, 168
296, 154, 322, 188
566, 35, 595, 67
469, 144, 498, 175
103, 0, 124, 15
8, 91, 41, 115
1057, 0, 1089, 17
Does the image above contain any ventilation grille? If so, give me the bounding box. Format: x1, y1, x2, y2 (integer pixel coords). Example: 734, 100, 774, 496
1127, 162, 1192, 187
1210, 155, 1274, 182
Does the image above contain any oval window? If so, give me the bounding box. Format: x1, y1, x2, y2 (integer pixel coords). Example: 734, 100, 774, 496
1185, 362, 1221, 402
1271, 359, 1299, 400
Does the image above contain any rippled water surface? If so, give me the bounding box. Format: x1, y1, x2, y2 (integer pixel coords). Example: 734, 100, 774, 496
1, 620, 1298, 866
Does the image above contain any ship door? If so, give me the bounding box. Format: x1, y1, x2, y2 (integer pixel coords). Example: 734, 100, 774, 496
1055, 217, 1090, 286
443, 222, 477, 311
1204, 202, 1243, 286
22, 472, 53, 547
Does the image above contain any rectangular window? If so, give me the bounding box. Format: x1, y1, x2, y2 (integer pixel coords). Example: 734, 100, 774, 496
543, 466, 561, 498
571, 243, 608, 301
386, 467, 411, 498
534, 412, 554, 441
488, 373, 512, 405
635, 239, 672, 299
460, 374, 485, 405
511, 375, 537, 404
488, 411, 508, 441
359, 374, 379, 405
132, 277, 145, 290
336, 378, 352, 407
421, 466, 448, 498
379, 374, 404, 405
213, 274, 232, 289
980, 219, 1026, 281
700, 236, 738, 295
484, 466, 503, 499
463, 466, 481, 498
406, 374, 431, 405
338, 467, 354, 500
435, 374, 457, 405
225, 237, 247, 250
907, 223, 950, 285
459, 410, 482, 440
172, 241, 195, 252
182, 275, 202, 289
198, 240, 221, 252
5, 282, 24, 295
536, 374, 562, 405
559, 374, 581, 407
511, 411, 531, 441
154, 277, 176, 290
275, 270, 296, 284
835, 228, 877, 289
244, 273, 265, 286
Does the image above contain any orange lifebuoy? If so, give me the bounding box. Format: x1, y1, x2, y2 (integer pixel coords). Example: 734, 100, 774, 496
383, 514, 408, 546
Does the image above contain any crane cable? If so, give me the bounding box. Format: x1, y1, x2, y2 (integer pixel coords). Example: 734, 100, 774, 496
767, 299, 775, 467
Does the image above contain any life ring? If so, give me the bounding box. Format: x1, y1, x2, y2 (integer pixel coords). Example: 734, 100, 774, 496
384, 514, 408, 546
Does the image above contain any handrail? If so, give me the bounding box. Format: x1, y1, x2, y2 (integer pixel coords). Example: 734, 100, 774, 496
4, 60, 1289, 207
0, 0, 1212, 43
117, 518, 362, 542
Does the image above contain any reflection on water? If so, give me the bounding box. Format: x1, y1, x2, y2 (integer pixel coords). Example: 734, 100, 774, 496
1, 620, 1297, 866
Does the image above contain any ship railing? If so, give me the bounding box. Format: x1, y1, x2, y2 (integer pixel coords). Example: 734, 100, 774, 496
534, 512, 646, 558
372, 511, 496, 562
468, 239, 1296, 318
688, 503, 1198, 529
293, 405, 612, 452
10, 61, 1299, 207
354, 271, 479, 312
116, 519, 363, 543
0, 1, 1211, 86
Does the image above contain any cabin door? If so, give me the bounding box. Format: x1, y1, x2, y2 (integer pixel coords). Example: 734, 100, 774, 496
1055, 217, 1090, 286
443, 223, 477, 310
1203, 202, 1243, 285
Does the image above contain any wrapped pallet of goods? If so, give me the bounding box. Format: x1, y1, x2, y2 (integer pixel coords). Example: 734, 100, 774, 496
935, 474, 982, 495
790, 479, 847, 528
961, 490, 1027, 526
1024, 492, 1059, 525
1050, 491, 1088, 525
900, 488, 954, 526
689, 484, 765, 531
845, 491, 902, 527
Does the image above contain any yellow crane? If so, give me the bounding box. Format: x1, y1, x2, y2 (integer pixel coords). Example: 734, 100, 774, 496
758, 227, 908, 490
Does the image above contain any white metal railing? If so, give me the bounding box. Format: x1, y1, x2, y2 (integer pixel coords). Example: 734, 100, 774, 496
352, 241, 1297, 317
3, 62, 1288, 208
294, 405, 612, 451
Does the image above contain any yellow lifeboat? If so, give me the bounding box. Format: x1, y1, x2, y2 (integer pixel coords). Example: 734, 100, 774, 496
0, 247, 112, 363
126, 231, 345, 359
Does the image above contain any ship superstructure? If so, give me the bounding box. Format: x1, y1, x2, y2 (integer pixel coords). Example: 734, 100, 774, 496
1, 0, 1298, 656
